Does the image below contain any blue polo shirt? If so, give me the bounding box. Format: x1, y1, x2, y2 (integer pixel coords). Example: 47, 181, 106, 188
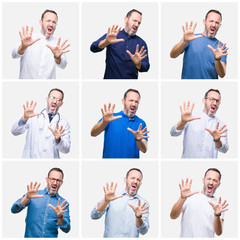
100, 111, 147, 158
182, 34, 227, 79
90, 29, 150, 79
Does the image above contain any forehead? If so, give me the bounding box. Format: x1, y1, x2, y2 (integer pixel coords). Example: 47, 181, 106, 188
43, 12, 57, 21
207, 91, 220, 99
48, 170, 63, 179
125, 91, 140, 100
127, 170, 142, 179
49, 90, 63, 99
206, 12, 221, 22
129, 12, 142, 21
205, 170, 220, 180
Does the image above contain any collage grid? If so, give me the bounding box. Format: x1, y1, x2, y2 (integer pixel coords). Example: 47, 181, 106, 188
1, 0, 239, 239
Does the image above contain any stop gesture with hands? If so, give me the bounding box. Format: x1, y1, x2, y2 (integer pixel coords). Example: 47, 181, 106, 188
22, 100, 41, 122
49, 122, 66, 141
208, 41, 228, 60
26, 182, 44, 201
19, 25, 40, 51
209, 197, 229, 216
49, 198, 68, 217
46, 37, 70, 59
126, 44, 147, 66
127, 123, 149, 141
182, 21, 202, 43
105, 25, 124, 46
101, 103, 122, 124
128, 199, 149, 217
205, 122, 228, 141
103, 182, 123, 203
180, 101, 201, 124
179, 178, 199, 200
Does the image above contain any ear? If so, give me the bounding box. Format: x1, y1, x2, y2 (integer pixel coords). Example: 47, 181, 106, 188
39, 20, 42, 26
46, 177, 48, 183
60, 101, 63, 107
217, 181, 221, 188
46, 97, 48, 102
124, 177, 126, 184
203, 19, 205, 26
124, 17, 128, 24
202, 98, 205, 105
202, 178, 204, 184
122, 98, 124, 105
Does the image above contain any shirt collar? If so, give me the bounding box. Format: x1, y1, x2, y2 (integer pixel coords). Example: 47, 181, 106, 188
44, 187, 60, 198
122, 29, 136, 39
119, 110, 137, 120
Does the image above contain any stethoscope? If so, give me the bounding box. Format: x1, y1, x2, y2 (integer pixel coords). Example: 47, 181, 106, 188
37, 108, 61, 129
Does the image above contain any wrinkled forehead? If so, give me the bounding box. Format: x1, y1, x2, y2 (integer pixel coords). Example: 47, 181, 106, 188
49, 90, 63, 99
48, 170, 63, 179
125, 91, 140, 101
206, 12, 221, 22
127, 170, 142, 179
204, 170, 220, 181
206, 91, 221, 100
128, 12, 142, 21
43, 12, 58, 21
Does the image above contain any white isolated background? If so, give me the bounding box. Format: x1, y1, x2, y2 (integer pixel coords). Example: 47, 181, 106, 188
82, 2, 159, 79
2, 2, 79, 79
2, 81, 79, 158
161, 81, 238, 158
82, 160, 159, 238
161, 160, 238, 238
81, 81, 159, 159
161, 2, 238, 79
2, 160, 79, 238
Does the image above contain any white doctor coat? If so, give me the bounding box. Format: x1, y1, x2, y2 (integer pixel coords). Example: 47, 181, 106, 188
11, 109, 71, 158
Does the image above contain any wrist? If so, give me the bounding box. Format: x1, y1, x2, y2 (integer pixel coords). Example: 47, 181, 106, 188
57, 214, 63, 219
135, 138, 142, 142
214, 138, 221, 142
135, 214, 142, 218
215, 57, 221, 61
54, 55, 61, 60
22, 116, 29, 122
214, 212, 221, 217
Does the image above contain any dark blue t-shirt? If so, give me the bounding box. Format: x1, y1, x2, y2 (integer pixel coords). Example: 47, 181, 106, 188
90, 29, 150, 79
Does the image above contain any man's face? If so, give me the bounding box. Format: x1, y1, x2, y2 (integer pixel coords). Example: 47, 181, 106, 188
124, 170, 142, 197
202, 170, 221, 197
203, 91, 221, 117
122, 91, 140, 118
46, 90, 63, 114
203, 12, 221, 38
46, 170, 63, 195
40, 12, 57, 39
124, 12, 142, 36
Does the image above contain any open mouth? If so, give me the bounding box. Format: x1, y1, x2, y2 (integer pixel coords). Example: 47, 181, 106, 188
209, 27, 216, 35
207, 184, 213, 193
132, 26, 137, 32
210, 104, 216, 113
131, 183, 137, 191
47, 27, 53, 35
51, 184, 57, 192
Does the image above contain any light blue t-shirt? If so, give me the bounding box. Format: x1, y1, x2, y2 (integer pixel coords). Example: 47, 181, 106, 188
182, 34, 227, 79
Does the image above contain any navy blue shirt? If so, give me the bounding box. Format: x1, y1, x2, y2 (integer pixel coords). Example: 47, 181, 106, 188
182, 34, 227, 79
90, 29, 150, 79
99, 111, 148, 158
11, 188, 70, 238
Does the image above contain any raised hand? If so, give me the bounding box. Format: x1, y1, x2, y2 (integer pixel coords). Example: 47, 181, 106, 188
129, 199, 149, 217
26, 182, 44, 200
105, 25, 124, 45
180, 101, 201, 123
179, 178, 199, 200
126, 44, 147, 66
209, 197, 229, 215
101, 103, 122, 124
49, 122, 65, 141
22, 100, 41, 122
46, 37, 70, 59
19, 26, 40, 51
49, 198, 68, 218
104, 182, 123, 203
182, 21, 202, 43
127, 123, 149, 141
208, 41, 228, 60
205, 122, 228, 141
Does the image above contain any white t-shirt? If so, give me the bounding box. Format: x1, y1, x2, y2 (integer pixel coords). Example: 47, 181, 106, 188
180, 193, 224, 237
